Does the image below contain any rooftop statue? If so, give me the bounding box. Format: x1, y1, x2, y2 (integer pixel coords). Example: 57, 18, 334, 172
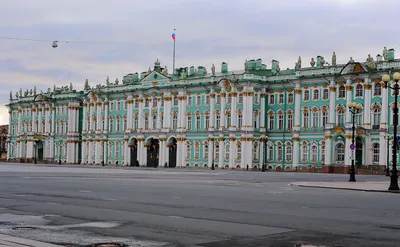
366, 54, 376, 69
19, 88, 22, 98
106, 76, 110, 85
295, 56, 301, 70
29, 89, 32, 95
211, 63, 216, 76
349, 57, 355, 63
244, 60, 248, 71
332, 52, 337, 66
115, 78, 119, 85
15, 92, 18, 98
310, 58, 315, 67
9, 90, 12, 100
164, 66, 168, 75
33, 86, 36, 96
383, 46, 388, 61
84, 79, 90, 90
69, 82, 73, 91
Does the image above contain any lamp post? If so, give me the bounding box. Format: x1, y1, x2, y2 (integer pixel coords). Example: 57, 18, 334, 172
348, 102, 362, 182
382, 73, 400, 191
384, 135, 392, 177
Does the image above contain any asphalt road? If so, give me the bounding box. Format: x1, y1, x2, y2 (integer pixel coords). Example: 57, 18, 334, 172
0, 163, 398, 247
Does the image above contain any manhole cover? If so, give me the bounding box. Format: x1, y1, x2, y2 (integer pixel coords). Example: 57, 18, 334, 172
91, 243, 127, 247
12, 226, 38, 230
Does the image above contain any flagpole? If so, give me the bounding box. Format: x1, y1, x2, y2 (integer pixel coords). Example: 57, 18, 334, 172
173, 28, 176, 72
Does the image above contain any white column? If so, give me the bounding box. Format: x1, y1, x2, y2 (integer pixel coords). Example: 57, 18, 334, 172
381, 83, 388, 129
246, 89, 254, 130
45, 105, 50, 134
230, 90, 237, 131
89, 102, 94, 132
127, 96, 133, 131
240, 135, 245, 168
364, 78, 371, 128
246, 137, 253, 168
259, 140, 264, 168
208, 137, 214, 168
292, 136, 299, 167
260, 92, 266, 131
138, 139, 144, 165
325, 135, 332, 165
164, 141, 169, 167
345, 79, 352, 124
242, 91, 247, 131
124, 139, 129, 165
96, 100, 101, 132
163, 94, 172, 130
88, 140, 93, 163
82, 101, 87, 133
209, 91, 215, 131
95, 140, 101, 164
220, 90, 226, 130
17, 108, 22, 134
177, 93, 184, 129
329, 81, 336, 124
218, 136, 224, 168
32, 106, 37, 133
82, 140, 87, 164
159, 139, 164, 167
138, 95, 144, 131
104, 100, 109, 133
181, 96, 187, 130
181, 137, 186, 167
38, 107, 42, 133
294, 84, 301, 131
379, 133, 387, 166
344, 134, 352, 166
103, 141, 107, 164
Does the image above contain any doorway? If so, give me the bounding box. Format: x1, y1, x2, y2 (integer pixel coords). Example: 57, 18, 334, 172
355, 137, 363, 168
129, 138, 138, 166
147, 138, 159, 168
168, 137, 177, 168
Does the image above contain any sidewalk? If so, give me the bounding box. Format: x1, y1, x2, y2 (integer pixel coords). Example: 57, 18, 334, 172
290, 181, 400, 193
0, 233, 63, 247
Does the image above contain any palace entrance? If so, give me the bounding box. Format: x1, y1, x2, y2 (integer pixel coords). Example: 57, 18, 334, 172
168, 137, 177, 168
129, 138, 138, 167
35, 140, 44, 161
146, 138, 159, 168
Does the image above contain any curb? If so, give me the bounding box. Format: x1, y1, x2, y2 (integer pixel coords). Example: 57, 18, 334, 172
289, 183, 400, 193
0, 233, 64, 247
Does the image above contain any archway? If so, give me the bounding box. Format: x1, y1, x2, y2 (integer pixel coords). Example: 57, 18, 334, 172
36, 141, 44, 161
146, 138, 159, 168
129, 138, 138, 167
168, 137, 177, 168
355, 137, 363, 168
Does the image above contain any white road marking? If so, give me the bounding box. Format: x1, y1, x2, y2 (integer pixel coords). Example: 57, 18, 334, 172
103, 198, 118, 201
79, 190, 91, 193
172, 197, 182, 199
168, 215, 182, 219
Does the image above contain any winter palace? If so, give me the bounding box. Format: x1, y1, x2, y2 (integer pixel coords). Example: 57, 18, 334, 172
5, 47, 399, 169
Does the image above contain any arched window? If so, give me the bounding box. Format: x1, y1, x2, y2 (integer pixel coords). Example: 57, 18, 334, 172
253, 110, 259, 128
269, 112, 275, 130
215, 141, 220, 160
226, 112, 231, 128
286, 145, 292, 161
196, 95, 201, 106
134, 116, 138, 130
204, 111, 210, 129
277, 145, 283, 161
269, 94, 275, 104
302, 144, 308, 162
337, 108, 345, 125
288, 93, 294, 104
238, 93, 243, 104
152, 115, 157, 129
152, 98, 157, 107
312, 109, 319, 128
336, 143, 345, 162
372, 143, 380, 162
203, 142, 209, 160
374, 83, 381, 96
108, 142, 112, 157
172, 113, 178, 129
338, 86, 346, 98
187, 114, 192, 130
115, 142, 120, 157
303, 109, 309, 128
278, 94, 284, 104
355, 84, 363, 97
287, 111, 293, 130
236, 141, 242, 160
215, 111, 221, 129
311, 145, 318, 162
253, 142, 258, 161
225, 143, 230, 160
144, 116, 149, 130
322, 88, 329, 100
278, 112, 284, 130
238, 110, 243, 128
321, 145, 326, 163
116, 117, 120, 132
186, 142, 191, 160
268, 144, 274, 161
303, 90, 310, 101
187, 96, 192, 106
194, 141, 200, 159
313, 89, 319, 100
373, 107, 381, 125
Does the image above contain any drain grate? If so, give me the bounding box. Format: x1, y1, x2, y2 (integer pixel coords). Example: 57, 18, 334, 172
12, 226, 38, 230
90, 243, 127, 247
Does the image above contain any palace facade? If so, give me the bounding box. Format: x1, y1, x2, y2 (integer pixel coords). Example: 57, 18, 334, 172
5, 48, 399, 169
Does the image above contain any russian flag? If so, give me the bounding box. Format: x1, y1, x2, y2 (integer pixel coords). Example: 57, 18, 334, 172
171, 32, 176, 41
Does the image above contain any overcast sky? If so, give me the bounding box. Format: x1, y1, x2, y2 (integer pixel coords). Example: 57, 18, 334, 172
0, 0, 398, 125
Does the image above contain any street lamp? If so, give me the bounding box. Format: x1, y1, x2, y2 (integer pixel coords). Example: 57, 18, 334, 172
382, 73, 400, 191
384, 135, 392, 177
348, 102, 362, 182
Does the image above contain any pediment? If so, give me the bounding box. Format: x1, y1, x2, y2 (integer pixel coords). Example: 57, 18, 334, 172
340, 62, 368, 75
141, 71, 169, 82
